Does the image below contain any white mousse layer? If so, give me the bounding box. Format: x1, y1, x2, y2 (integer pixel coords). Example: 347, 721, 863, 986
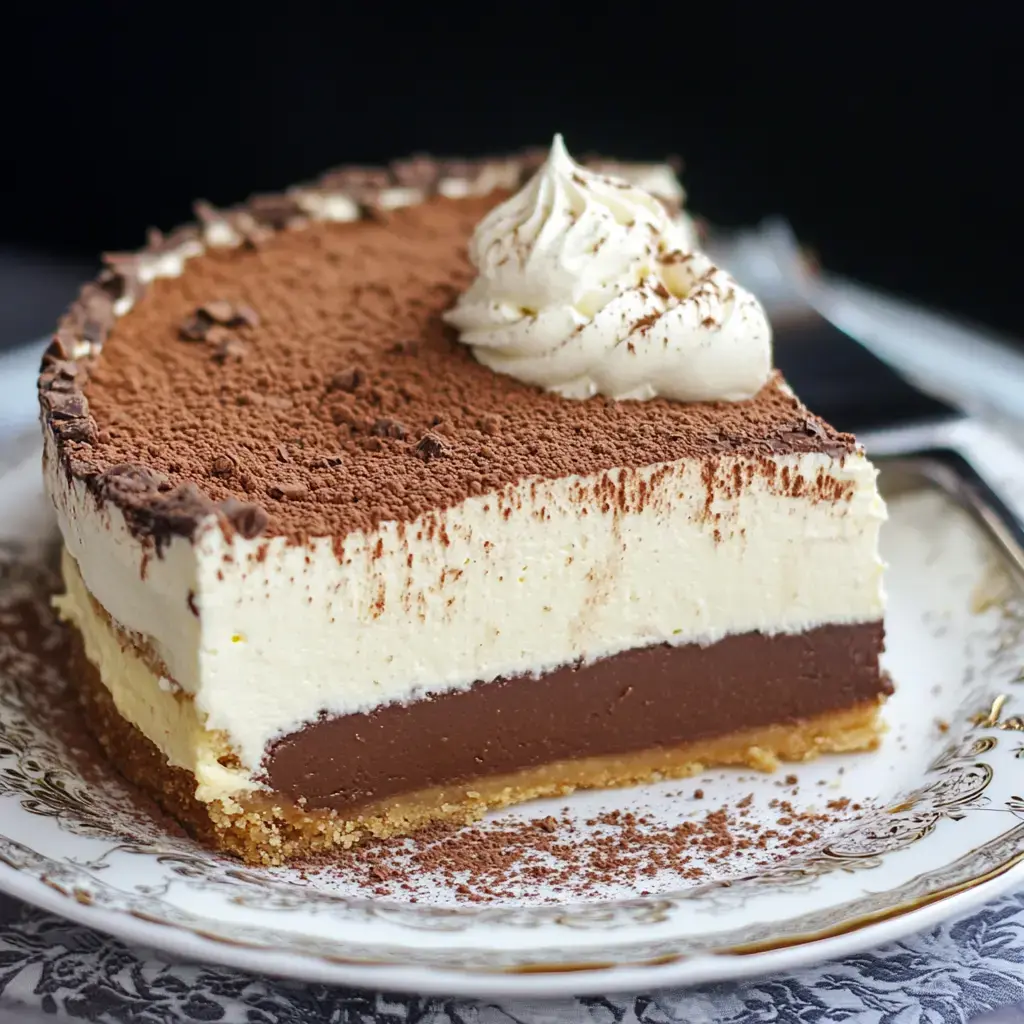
46, 430, 886, 787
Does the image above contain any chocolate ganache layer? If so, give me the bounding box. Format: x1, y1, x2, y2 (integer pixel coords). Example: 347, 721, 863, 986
264, 622, 888, 811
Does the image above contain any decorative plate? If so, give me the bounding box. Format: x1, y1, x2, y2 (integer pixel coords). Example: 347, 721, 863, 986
3, 440, 1024, 999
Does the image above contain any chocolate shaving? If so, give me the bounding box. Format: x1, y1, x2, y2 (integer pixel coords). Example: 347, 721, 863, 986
199, 300, 236, 324
219, 498, 269, 539
40, 340, 75, 368
86, 467, 217, 553
269, 482, 309, 501
371, 418, 407, 439
389, 338, 419, 355
193, 200, 227, 229
391, 156, 440, 191
210, 455, 235, 477
415, 432, 448, 461
234, 305, 260, 327
52, 418, 97, 445
153, 483, 219, 537
228, 210, 275, 248
102, 252, 144, 280
247, 194, 308, 231
42, 391, 88, 420
181, 302, 261, 343
210, 336, 247, 364
179, 314, 213, 342
316, 166, 391, 193
203, 325, 232, 346
97, 463, 171, 496
327, 369, 363, 393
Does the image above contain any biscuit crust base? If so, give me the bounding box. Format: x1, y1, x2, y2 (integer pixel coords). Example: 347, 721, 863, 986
71, 632, 885, 866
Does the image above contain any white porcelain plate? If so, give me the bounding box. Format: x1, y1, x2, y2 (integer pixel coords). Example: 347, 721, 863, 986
3, 435, 1024, 998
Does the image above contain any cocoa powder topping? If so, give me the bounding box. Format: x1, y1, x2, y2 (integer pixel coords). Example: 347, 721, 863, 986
43, 166, 855, 548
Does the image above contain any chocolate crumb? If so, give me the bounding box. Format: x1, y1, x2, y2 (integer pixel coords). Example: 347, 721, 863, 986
372, 418, 407, 439
178, 313, 213, 342
181, 302, 258, 345
199, 300, 237, 324
204, 325, 233, 346
45, 392, 88, 420
206, 301, 258, 327
327, 369, 363, 393
269, 482, 309, 501
415, 432, 448, 461
211, 336, 247, 364
219, 498, 269, 538
210, 455, 235, 476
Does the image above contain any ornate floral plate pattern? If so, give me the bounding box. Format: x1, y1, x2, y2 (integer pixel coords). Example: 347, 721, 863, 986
3, 445, 1024, 997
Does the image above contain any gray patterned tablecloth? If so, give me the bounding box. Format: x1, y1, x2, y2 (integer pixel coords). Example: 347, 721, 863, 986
5, 236, 1024, 1022
3, 889, 1024, 1021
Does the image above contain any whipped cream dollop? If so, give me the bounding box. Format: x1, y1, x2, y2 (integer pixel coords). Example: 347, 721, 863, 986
444, 135, 772, 403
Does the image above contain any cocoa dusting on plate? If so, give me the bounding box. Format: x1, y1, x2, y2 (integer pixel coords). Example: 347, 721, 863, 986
295, 799, 867, 905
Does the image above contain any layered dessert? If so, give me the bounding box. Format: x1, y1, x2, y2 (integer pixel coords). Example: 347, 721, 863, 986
40, 137, 889, 865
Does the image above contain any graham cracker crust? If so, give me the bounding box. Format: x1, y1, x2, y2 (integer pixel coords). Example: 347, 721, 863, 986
70, 631, 885, 866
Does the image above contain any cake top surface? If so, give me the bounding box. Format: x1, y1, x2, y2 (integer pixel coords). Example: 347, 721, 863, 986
40, 154, 855, 548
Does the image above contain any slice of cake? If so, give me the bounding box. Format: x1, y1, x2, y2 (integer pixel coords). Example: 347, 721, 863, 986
40, 138, 888, 865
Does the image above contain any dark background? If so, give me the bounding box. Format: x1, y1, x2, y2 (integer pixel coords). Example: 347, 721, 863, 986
2, 6, 1021, 352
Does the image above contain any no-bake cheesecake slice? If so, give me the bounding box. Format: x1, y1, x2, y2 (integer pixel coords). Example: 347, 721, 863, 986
40, 139, 888, 865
